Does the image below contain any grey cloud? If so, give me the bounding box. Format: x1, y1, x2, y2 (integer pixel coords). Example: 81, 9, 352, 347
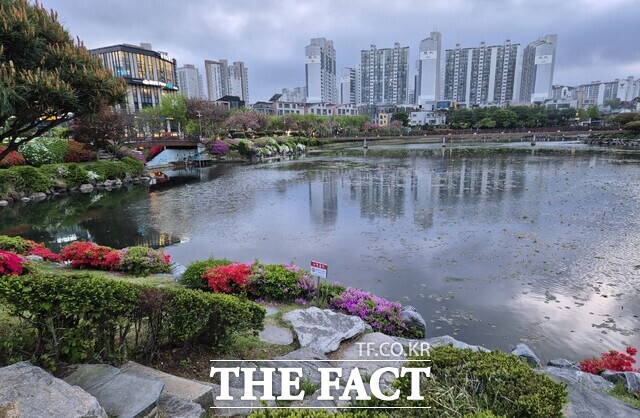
41, 0, 640, 101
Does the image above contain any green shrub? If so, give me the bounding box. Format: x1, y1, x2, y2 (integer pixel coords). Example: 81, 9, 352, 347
63, 163, 90, 186
121, 156, 145, 177
0, 235, 32, 253
6, 166, 53, 193
250, 263, 301, 301
0, 170, 10, 197
181, 257, 233, 290
0, 273, 265, 365
318, 281, 346, 303
118, 246, 171, 277
83, 161, 127, 180
18, 137, 69, 166
358, 346, 568, 417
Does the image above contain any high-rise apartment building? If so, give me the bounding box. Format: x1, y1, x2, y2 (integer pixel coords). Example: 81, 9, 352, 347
205, 59, 249, 102
177, 64, 204, 99
576, 77, 640, 107
416, 32, 442, 105
204, 60, 228, 101
443, 40, 521, 107
229, 61, 250, 103
360, 43, 410, 106
305, 38, 337, 103
339, 68, 356, 104
520, 34, 557, 103
91, 43, 178, 111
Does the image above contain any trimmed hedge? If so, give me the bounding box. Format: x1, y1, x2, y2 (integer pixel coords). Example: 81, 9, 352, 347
0, 273, 265, 364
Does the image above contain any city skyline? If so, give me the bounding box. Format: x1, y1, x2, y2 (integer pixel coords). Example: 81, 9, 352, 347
41, 0, 640, 102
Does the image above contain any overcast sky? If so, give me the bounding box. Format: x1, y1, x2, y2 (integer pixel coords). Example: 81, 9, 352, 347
41, 0, 640, 102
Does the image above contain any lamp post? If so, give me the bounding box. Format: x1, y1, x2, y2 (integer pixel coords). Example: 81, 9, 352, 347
196, 111, 203, 141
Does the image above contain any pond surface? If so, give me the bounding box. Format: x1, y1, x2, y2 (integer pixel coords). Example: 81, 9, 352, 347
3, 142, 640, 360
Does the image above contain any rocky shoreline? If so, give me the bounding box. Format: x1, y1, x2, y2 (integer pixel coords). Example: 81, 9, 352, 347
0, 175, 151, 206
1, 304, 638, 417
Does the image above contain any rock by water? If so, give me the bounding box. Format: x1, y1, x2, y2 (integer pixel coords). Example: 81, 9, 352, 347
283, 307, 367, 354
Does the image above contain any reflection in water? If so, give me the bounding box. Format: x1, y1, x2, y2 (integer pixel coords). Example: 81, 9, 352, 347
3, 148, 640, 360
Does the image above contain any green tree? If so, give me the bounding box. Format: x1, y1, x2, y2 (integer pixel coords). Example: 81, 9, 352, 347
587, 105, 601, 119
0, 0, 125, 163
476, 117, 496, 129
612, 113, 639, 127
623, 120, 640, 134
493, 109, 518, 128
391, 111, 409, 127
156, 94, 188, 133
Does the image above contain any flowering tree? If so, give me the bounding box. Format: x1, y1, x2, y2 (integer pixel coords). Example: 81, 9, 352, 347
70, 106, 134, 159
225, 111, 268, 132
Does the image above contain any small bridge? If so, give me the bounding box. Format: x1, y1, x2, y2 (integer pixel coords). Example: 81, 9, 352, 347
124, 138, 201, 149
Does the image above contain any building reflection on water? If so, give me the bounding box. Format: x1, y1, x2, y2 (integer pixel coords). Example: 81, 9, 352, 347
305, 156, 531, 229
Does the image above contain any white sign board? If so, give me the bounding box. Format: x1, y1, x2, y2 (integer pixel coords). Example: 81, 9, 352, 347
305, 55, 320, 64
310, 261, 328, 279
420, 50, 437, 60
535, 55, 553, 65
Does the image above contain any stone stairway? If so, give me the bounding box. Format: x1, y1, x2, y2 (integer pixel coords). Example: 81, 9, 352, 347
63, 362, 211, 418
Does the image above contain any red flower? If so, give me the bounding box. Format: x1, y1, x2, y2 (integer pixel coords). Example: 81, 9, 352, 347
61, 241, 120, 270
580, 346, 639, 375
0, 249, 26, 276
203, 263, 251, 294
28, 243, 61, 262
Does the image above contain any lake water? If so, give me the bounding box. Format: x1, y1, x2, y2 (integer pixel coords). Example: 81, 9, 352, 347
3, 141, 640, 361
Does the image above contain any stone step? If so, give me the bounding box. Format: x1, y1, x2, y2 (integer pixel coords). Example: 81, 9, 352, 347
64, 364, 164, 418
121, 361, 215, 408
259, 324, 294, 345
157, 393, 205, 418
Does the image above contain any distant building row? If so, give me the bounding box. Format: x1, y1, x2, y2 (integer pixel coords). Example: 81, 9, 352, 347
91, 43, 249, 112
300, 33, 558, 108
548, 77, 640, 110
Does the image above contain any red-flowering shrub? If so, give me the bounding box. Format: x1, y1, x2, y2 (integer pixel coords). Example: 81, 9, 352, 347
0, 235, 60, 262
580, 346, 639, 375
0, 146, 26, 167
28, 243, 61, 262
60, 241, 121, 270
0, 249, 26, 276
204, 263, 252, 294
64, 141, 96, 163
148, 146, 164, 161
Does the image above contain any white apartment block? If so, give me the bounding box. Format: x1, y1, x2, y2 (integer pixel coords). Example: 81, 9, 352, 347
360, 43, 410, 106
444, 39, 522, 107
305, 38, 337, 103
177, 64, 204, 99
340, 67, 356, 104
416, 32, 442, 105
205, 59, 249, 102
520, 34, 557, 103
576, 77, 640, 108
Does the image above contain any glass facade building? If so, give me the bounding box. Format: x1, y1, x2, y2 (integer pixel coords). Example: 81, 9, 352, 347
91, 43, 178, 111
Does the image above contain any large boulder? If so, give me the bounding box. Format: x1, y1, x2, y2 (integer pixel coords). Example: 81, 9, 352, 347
511, 343, 542, 367
400, 306, 427, 337
548, 358, 579, 369
543, 367, 640, 417
0, 361, 106, 418
601, 371, 640, 393
283, 307, 367, 354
